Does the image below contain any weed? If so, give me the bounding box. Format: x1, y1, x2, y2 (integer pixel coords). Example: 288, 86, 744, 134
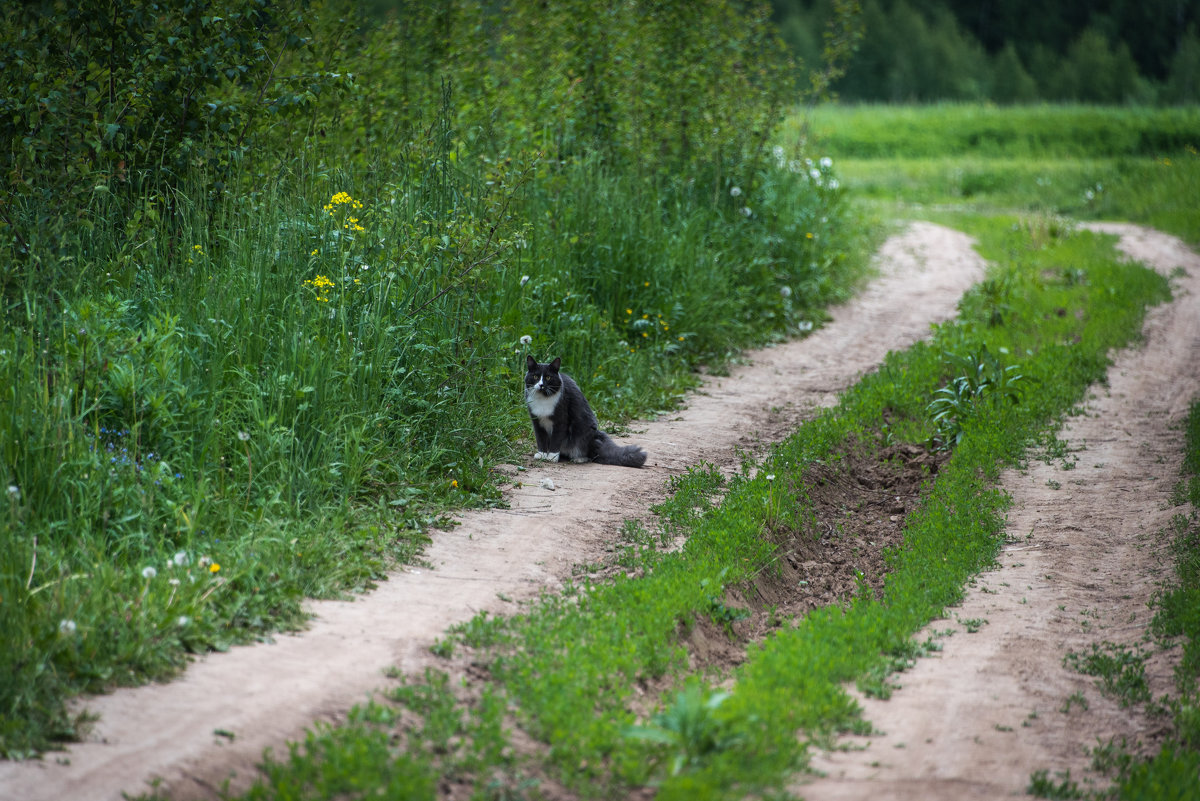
625, 685, 743, 779
1062, 692, 1090, 714
1028, 769, 1085, 799
928, 344, 1024, 451
1064, 642, 1151, 708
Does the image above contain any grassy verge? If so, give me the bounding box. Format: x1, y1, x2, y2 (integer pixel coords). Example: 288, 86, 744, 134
209, 213, 1169, 800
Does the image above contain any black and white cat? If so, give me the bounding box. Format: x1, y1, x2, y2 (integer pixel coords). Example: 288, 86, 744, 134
524, 356, 647, 468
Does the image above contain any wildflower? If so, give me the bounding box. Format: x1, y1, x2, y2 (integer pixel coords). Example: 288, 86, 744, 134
765, 474, 775, 481
142, 566, 157, 579
520, 275, 530, 286
625, 308, 632, 315
59, 619, 77, 635
806, 232, 814, 239
740, 206, 752, 217
199, 556, 212, 568
169, 578, 181, 587
6, 485, 17, 500
828, 179, 840, 190
173, 550, 190, 567
520, 335, 532, 345
209, 563, 220, 574
311, 248, 319, 256
730, 186, 742, 197
451, 479, 458, 489
237, 431, 250, 442
780, 286, 792, 298
819, 156, 833, 169
643, 281, 650, 287
176, 616, 190, 627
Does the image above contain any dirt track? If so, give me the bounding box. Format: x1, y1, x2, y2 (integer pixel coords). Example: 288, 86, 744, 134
798, 223, 1200, 799
0, 221, 1195, 801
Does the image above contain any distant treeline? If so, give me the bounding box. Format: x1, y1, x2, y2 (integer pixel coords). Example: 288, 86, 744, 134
773, 0, 1200, 104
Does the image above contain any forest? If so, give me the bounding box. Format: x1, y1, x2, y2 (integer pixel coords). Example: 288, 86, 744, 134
772, 0, 1200, 103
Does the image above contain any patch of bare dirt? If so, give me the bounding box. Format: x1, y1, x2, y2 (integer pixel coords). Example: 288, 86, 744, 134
796, 223, 1200, 800
0, 221, 984, 801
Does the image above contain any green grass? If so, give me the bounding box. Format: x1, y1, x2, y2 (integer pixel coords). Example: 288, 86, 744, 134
221, 213, 1171, 800
0, 122, 869, 756
789, 104, 1200, 245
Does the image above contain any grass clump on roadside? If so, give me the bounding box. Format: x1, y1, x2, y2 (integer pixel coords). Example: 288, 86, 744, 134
225, 214, 1170, 799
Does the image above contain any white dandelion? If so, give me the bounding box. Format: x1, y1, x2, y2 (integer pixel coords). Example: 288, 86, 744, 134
142, 566, 157, 580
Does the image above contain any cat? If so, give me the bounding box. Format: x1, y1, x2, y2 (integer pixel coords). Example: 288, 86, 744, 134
524, 356, 647, 468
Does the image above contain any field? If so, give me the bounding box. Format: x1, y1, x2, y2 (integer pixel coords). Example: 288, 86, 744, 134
3, 96, 1200, 799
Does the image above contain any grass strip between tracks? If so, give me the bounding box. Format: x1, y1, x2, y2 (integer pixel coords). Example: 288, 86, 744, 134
212, 216, 1170, 801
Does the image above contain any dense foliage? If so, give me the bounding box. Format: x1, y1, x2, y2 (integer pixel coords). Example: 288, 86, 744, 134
0, 0, 867, 756
773, 0, 1200, 103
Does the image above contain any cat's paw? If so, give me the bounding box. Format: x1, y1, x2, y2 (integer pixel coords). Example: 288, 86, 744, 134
570, 456, 590, 464
534, 451, 560, 462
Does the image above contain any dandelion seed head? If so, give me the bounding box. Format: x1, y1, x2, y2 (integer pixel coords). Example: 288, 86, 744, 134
59, 619, 77, 635
730, 186, 742, 197
519, 335, 532, 345
6, 485, 17, 499
520, 275, 530, 286
237, 431, 250, 442
740, 206, 752, 217
780, 286, 792, 298
142, 566, 157, 579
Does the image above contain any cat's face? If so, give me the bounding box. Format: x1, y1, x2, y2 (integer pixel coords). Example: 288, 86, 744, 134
525, 356, 563, 397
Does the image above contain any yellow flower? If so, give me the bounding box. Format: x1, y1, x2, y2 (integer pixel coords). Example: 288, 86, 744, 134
625, 308, 632, 315
310, 248, 319, 256
451, 479, 458, 488
209, 563, 220, 574
643, 281, 650, 287
806, 232, 814, 239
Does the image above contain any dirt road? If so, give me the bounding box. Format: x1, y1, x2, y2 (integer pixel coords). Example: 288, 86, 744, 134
798, 223, 1200, 800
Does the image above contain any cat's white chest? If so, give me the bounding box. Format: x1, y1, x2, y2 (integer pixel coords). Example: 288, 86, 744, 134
526, 388, 561, 428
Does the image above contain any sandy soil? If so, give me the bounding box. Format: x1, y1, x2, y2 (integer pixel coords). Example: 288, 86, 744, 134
797, 223, 1200, 800
0, 222, 984, 801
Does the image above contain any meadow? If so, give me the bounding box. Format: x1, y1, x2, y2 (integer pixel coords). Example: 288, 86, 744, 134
791, 104, 1200, 244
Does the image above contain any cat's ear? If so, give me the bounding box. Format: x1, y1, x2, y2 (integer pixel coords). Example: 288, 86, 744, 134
526, 355, 537, 372
548, 357, 561, 373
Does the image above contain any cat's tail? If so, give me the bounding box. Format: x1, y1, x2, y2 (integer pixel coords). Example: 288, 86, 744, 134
593, 432, 647, 468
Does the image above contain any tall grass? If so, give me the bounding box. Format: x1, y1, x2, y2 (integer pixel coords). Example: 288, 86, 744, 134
0, 111, 865, 754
